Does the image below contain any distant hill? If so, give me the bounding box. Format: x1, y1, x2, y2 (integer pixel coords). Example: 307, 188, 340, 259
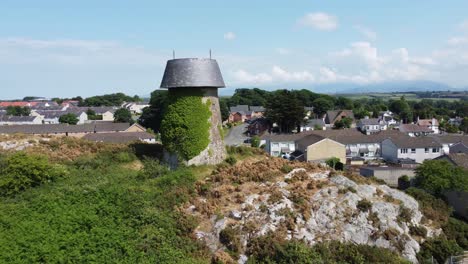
330, 80, 457, 94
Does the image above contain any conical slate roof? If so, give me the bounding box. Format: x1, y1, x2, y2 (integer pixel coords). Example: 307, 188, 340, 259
160, 58, 225, 88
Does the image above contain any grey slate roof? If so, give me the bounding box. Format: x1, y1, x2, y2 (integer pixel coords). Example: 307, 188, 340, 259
0, 122, 132, 134
0, 115, 38, 122
435, 153, 468, 169
250, 106, 265, 112
83, 132, 155, 143
229, 105, 250, 113
359, 118, 382, 126
399, 124, 433, 133
160, 58, 225, 88
384, 135, 442, 148
305, 119, 325, 127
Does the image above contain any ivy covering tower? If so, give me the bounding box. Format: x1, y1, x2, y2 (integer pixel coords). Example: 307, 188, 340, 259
160, 58, 227, 166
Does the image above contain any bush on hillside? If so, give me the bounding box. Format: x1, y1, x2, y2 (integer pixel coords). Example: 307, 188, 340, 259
405, 188, 451, 226
417, 237, 463, 264
0, 152, 66, 196
138, 158, 169, 179
246, 234, 410, 264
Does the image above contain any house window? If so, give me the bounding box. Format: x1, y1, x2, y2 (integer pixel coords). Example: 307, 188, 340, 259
411, 148, 416, 154
272, 143, 279, 148
272, 151, 280, 156
425, 148, 429, 153
432, 148, 439, 153
400, 149, 408, 154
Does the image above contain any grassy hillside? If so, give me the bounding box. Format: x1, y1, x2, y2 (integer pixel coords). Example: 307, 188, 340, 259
0, 139, 465, 263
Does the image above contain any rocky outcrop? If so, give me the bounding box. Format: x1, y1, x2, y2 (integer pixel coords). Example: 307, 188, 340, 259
187, 159, 438, 263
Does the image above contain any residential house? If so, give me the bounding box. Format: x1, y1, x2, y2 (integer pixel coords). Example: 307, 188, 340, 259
325, 110, 355, 128
416, 118, 440, 134
308, 129, 401, 161
296, 134, 346, 164
435, 153, 468, 170
74, 107, 116, 121
0, 115, 43, 125
448, 117, 463, 127
83, 131, 156, 144
0, 122, 144, 137
249, 106, 265, 119
450, 142, 468, 154
31, 110, 88, 124
122, 102, 150, 114
399, 124, 433, 137
262, 133, 306, 157
247, 117, 270, 136
228, 105, 250, 123
300, 118, 326, 132
381, 135, 443, 163
357, 117, 387, 135
0, 101, 39, 109
429, 135, 468, 154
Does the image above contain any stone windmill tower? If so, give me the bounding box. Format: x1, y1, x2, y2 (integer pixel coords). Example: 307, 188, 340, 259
160, 58, 227, 166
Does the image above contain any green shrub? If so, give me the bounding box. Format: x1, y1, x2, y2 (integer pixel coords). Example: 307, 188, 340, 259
357, 199, 372, 212
398, 206, 413, 223
405, 188, 451, 226
398, 175, 411, 190
138, 158, 169, 179
219, 225, 242, 255
0, 152, 66, 196
225, 156, 237, 166
417, 237, 463, 264
442, 217, 468, 249
409, 225, 427, 238
247, 235, 409, 264
251, 136, 260, 148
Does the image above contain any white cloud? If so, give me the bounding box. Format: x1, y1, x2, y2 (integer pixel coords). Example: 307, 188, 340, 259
271, 65, 314, 82
223, 32, 236, 40
460, 20, 468, 31
275, 48, 292, 55
354, 25, 377, 41
447, 36, 468, 45
0, 37, 165, 66
297, 12, 338, 31
233, 69, 272, 84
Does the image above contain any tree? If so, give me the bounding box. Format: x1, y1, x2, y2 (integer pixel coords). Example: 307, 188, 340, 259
59, 113, 79, 125
114, 108, 133, 123
264, 90, 305, 133
389, 96, 413, 123
326, 157, 343, 170
6, 106, 31, 116
415, 160, 468, 197
251, 136, 260, 148
80, 93, 136, 107
460, 117, 468, 133
137, 90, 169, 132
312, 98, 334, 116
86, 108, 100, 120
219, 98, 230, 121
333, 117, 353, 129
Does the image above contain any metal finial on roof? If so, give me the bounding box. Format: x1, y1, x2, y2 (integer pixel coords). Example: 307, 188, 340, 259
209, 49, 212, 59
172, 50, 175, 59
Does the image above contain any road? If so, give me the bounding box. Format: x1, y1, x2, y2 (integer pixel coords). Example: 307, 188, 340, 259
224, 123, 249, 146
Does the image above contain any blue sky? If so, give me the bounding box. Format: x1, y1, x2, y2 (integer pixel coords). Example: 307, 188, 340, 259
1, 0, 468, 99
